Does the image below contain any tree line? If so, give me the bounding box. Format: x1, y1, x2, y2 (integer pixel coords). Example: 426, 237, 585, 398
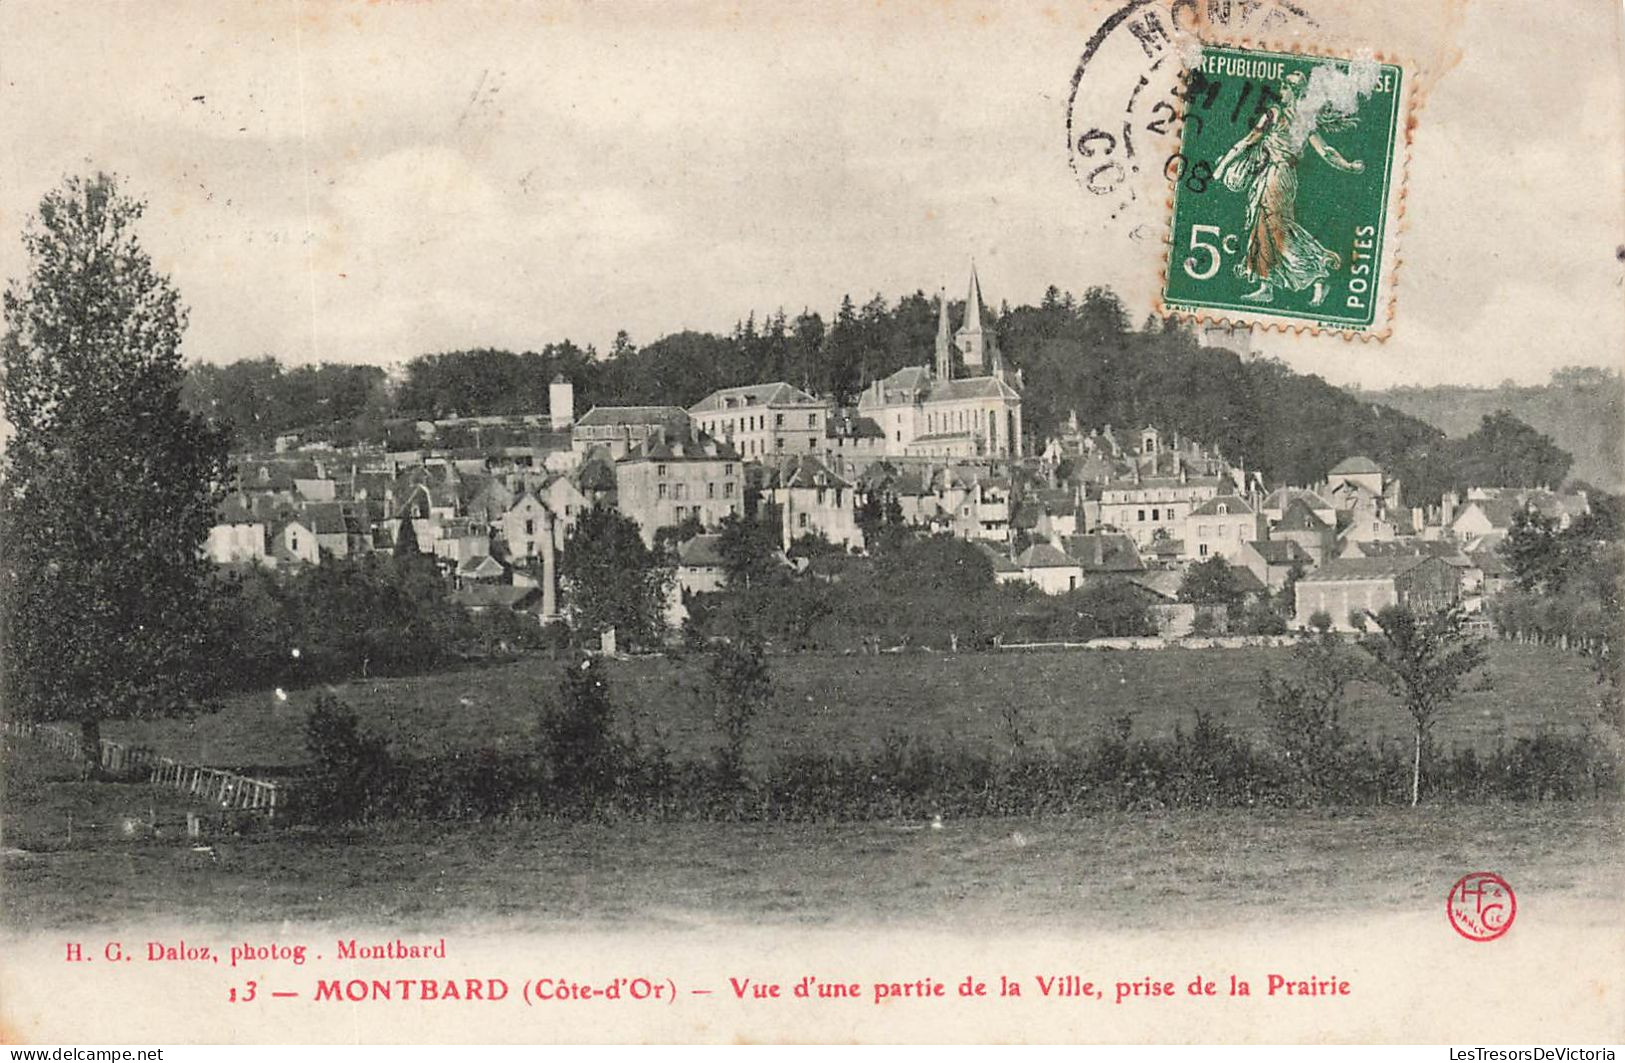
184, 288, 1574, 504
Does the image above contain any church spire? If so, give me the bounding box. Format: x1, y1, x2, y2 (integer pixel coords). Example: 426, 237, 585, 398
965, 264, 984, 333
955, 263, 987, 372
934, 287, 952, 380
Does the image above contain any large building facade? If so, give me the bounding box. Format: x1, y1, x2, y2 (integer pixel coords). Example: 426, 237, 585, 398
857, 268, 1023, 458
614, 427, 743, 546
688, 382, 826, 459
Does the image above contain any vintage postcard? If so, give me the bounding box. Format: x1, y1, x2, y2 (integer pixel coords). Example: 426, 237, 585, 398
1, 0, 1621, 1048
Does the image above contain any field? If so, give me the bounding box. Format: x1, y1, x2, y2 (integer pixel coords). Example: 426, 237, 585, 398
5, 640, 1619, 930
2, 741, 1620, 929
98, 641, 1606, 775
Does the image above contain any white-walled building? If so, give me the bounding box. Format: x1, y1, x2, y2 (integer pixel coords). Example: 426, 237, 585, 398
856, 268, 1023, 459
689, 382, 826, 460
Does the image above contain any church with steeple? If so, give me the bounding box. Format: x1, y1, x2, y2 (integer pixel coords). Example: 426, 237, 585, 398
858, 265, 1023, 458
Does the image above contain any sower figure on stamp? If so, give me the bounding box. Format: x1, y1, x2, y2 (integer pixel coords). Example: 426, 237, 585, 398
1213, 69, 1365, 307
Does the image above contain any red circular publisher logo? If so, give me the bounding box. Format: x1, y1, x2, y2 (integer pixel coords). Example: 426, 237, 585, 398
1447, 872, 1517, 942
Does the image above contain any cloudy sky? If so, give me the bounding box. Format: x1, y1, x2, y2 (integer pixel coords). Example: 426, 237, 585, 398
0, 0, 1620, 390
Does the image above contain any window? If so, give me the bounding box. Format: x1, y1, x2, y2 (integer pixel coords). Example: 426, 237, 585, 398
808, 414, 817, 428
1217, 503, 1228, 515
1152, 508, 1160, 521
706, 482, 715, 498
776, 413, 785, 428
290, 532, 300, 552
1137, 509, 1146, 522
798, 513, 809, 528
658, 484, 667, 499
724, 482, 734, 497
673, 483, 686, 500
724, 464, 734, 476
1199, 543, 1209, 557
775, 438, 784, 450
657, 464, 668, 477
525, 519, 535, 535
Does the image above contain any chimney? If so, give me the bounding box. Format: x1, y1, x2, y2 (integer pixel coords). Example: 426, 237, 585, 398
539, 505, 558, 623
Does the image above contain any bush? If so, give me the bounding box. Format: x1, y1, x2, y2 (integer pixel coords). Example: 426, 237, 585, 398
301, 695, 393, 824
537, 656, 644, 814
284, 693, 1622, 825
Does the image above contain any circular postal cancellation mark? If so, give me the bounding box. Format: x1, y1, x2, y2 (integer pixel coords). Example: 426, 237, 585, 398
1066, 1, 1418, 340
1447, 872, 1518, 942
1065, 0, 1320, 220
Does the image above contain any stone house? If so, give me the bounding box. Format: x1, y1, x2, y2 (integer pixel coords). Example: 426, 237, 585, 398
1292, 555, 1460, 631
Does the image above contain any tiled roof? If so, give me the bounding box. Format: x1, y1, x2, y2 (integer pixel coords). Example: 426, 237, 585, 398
931, 376, 1022, 402
976, 544, 1022, 573
1036, 489, 1079, 517
1189, 494, 1254, 517
299, 502, 349, 535
455, 554, 507, 579
867, 368, 1021, 404
1349, 540, 1464, 562
574, 405, 689, 428
217, 495, 258, 524
1457, 499, 1518, 530
767, 455, 852, 490
1276, 498, 1332, 531
622, 427, 740, 462
1263, 487, 1332, 512
1129, 570, 1184, 600
1298, 556, 1432, 582
1061, 533, 1145, 572
1248, 539, 1311, 564
827, 412, 886, 439
689, 381, 821, 413
1329, 456, 1383, 475
880, 366, 933, 390
1016, 542, 1079, 569
677, 534, 727, 568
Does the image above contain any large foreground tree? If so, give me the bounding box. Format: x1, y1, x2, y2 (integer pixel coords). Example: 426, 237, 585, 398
558, 503, 672, 651
1357, 603, 1488, 806
0, 173, 232, 771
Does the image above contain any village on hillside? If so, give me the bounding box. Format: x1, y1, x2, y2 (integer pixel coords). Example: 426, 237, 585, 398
205, 267, 1592, 645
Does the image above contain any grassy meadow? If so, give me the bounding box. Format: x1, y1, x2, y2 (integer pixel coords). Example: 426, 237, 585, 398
6, 640, 1619, 929
3, 736, 1621, 929
97, 641, 1608, 776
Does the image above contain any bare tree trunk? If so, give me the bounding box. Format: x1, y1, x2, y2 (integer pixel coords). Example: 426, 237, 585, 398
79, 717, 104, 780
1410, 726, 1422, 807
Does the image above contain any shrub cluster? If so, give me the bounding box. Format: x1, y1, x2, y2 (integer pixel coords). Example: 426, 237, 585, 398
290, 664, 1622, 827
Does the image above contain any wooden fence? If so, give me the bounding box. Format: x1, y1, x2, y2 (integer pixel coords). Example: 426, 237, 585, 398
4, 719, 282, 819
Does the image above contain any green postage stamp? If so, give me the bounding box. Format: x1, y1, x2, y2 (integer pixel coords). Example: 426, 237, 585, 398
1159, 43, 1408, 336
